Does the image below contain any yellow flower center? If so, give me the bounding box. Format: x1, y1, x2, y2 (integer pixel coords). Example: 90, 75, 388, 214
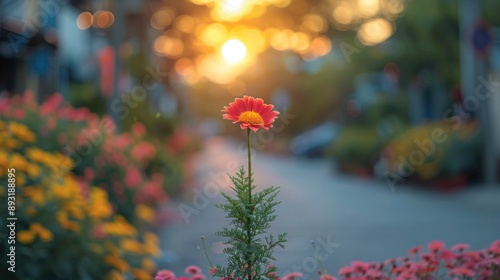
238, 111, 264, 125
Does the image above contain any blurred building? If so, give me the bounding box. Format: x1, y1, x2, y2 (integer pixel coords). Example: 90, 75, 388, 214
0, 0, 59, 99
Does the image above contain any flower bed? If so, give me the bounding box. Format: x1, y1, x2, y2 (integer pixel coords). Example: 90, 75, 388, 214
0, 121, 160, 279
155, 240, 500, 280
0, 92, 186, 222
384, 121, 481, 187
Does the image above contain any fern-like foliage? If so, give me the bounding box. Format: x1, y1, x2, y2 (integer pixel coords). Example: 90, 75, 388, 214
213, 167, 287, 280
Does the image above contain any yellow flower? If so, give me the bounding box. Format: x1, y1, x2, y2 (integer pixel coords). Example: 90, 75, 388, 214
136, 204, 155, 223
23, 187, 45, 205
16, 173, 26, 187
103, 217, 138, 237
25, 147, 51, 166
8, 122, 36, 143
57, 213, 80, 232
141, 258, 156, 272
132, 268, 151, 279
104, 255, 129, 271
26, 206, 36, 216
120, 239, 143, 254
143, 232, 161, 256
52, 185, 72, 200
18, 230, 35, 244
144, 232, 159, 245
0, 150, 8, 167
9, 153, 29, 171
29, 223, 53, 242
39, 228, 53, 242
144, 243, 161, 257
30, 223, 44, 233
107, 270, 125, 280
67, 205, 84, 220
27, 164, 41, 179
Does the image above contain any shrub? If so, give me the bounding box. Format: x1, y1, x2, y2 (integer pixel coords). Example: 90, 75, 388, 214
384, 121, 481, 182
0, 121, 160, 279
155, 240, 500, 280
0, 92, 185, 221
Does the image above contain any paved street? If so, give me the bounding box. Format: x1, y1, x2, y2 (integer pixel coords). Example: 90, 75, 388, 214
156, 137, 500, 278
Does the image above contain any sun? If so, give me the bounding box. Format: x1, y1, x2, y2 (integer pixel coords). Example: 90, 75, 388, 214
221, 39, 246, 64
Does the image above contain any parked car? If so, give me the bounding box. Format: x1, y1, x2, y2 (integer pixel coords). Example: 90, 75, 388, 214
289, 121, 339, 158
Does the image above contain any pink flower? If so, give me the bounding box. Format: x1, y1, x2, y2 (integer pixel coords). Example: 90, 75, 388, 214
451, 243, 470, 252
351, 261, 369, 273
84, 167, 95, 181
491, 240, 500, 249
428, 241, 445, 253
155, 270, 175, 280
114, 134, 132, 150
191, 274, 205, 280
132, 122, 147, 138
408, 245, 422, 255
40, 93, 63, 116
320, 274, 337, 280
440, 249, 455, 261
125, 167, 142, 188
449, 267, 475, 277
338, 267, 355, 276
209, 267, 217, 275
92, 226, 106, 239
283, 272, 303, 280
13, 108, 24, 119
185, 265, 202, 275
131, 142, 156, 163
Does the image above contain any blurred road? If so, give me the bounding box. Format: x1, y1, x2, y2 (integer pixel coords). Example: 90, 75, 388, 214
156, 137, 500, 278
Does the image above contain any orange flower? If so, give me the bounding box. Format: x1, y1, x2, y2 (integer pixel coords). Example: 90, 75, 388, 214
222, 96, 279, 132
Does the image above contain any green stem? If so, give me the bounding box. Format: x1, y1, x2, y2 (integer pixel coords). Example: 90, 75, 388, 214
246, 128, 252, 280
247, 129, 252, 206
200, 236, 214, 268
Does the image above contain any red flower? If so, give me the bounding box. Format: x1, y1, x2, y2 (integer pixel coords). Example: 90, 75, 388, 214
222, 96, 279, 132
282, 272, 303, 280
185, 265, 202, 275
408, 245, 422, 255
338, 267, 355, 276
320, 274, 337, 280
209, 267, 217, 275
428, 241, 445, 253
451, 243, 470, 252
154, 270, 175, 280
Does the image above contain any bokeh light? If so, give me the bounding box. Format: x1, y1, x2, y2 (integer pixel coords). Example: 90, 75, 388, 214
150, 8, 174, 30
332, 4, 355, 26
154, 35, 184, 58
175, 15, 196, 33
201, 23, 228, 47
93, 10, 114, 29
357, 18, 394, 46
221, 39, 247, 64
76, 11, 93, 30
358, 0, 381, 18
309, 36, 331, 57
